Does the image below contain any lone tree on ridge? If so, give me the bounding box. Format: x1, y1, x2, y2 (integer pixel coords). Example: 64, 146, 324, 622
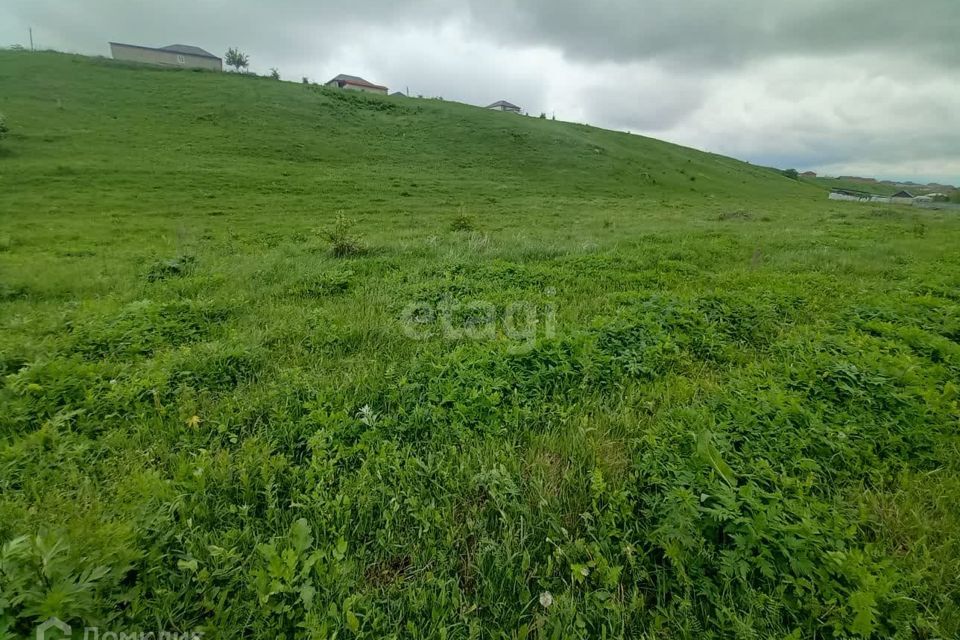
225, 48, 249, 72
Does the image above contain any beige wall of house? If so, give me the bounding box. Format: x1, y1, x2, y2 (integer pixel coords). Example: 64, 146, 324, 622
326, 81, 387, 95
110, 44, 222, 71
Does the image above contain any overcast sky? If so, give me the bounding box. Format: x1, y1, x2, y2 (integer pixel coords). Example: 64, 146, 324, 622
4, 0, 959, 184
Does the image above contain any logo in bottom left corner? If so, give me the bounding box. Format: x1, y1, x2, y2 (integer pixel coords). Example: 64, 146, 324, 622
36, 617, 71, 640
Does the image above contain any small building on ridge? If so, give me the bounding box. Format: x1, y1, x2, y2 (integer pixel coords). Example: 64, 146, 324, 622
486, 100, 522, 113
109, 42, 222, 71
325, 74, 388, 95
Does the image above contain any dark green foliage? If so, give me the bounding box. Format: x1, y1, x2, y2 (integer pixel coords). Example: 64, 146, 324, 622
145, 255, 196, 281
70, 300, 230, 357
450, 213, 477, 232
323, 214, 367, 257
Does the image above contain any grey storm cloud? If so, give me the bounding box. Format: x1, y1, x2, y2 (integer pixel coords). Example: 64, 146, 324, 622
11, 0, 956, 72
2, 0, 959, 183
464, 0, 960, 69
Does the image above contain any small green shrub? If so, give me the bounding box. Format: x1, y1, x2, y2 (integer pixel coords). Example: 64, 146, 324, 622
322, 213, 366, 257
0, 113, 8, 141
0, 532, 132, 635
450, 213, 477, 232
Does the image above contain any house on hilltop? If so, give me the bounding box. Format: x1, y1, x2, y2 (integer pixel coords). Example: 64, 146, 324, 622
325, 74, 388, 95
109, 42, 222, 71
487, 100, 522, 113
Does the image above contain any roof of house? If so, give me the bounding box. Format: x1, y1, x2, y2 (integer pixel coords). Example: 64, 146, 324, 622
487, 100, 521, 110
326, 74, 387, 90
160, 44, 219, 59
892, 190, 915, 198
109, 42, 221, 61
390, 91, 406, 97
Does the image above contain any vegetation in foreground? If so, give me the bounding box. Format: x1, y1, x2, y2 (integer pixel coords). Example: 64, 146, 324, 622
1, 51, 959, 639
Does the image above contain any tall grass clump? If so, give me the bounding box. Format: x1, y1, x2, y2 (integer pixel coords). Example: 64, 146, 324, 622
322, 213, 367, 257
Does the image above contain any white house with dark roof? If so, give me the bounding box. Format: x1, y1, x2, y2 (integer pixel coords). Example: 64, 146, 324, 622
486, 100, 521, 113
325, 74, 388, 95
109, 42, 222, 71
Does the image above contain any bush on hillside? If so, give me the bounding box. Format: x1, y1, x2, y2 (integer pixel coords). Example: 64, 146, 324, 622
450, 212, 477, 232
781, 168, 799, 180
0, 113, 8, 141
322, 213, 366, 257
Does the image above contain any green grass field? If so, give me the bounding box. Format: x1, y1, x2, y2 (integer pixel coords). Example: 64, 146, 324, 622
2, 51, 959, 639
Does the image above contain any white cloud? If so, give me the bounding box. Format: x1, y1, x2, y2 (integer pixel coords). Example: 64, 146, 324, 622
652, 54, 960, 182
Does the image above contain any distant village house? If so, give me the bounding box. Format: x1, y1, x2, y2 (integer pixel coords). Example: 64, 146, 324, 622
325, 74, 388, 95
891, 190, 915, 204
109, 42, 222, 71
487, 100, 522, 113
828, 188, 884, 203
800, 171, 817, 178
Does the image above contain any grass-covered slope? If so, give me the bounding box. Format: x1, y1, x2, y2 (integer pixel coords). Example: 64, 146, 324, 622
1, 51, 960, 638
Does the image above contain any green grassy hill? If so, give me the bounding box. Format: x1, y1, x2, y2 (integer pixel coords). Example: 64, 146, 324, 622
2, 51, 960, 639
0, 52, 819, 224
